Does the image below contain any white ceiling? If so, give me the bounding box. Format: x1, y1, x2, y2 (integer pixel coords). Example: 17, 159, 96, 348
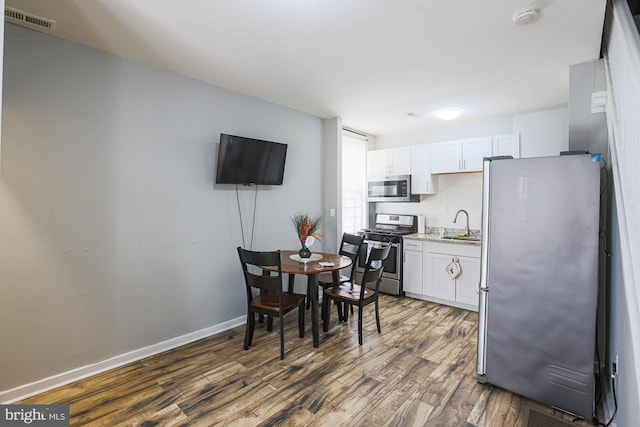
5, 0, 607, 136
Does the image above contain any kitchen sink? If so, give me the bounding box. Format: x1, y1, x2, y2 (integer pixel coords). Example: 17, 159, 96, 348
441, 235, 481, 242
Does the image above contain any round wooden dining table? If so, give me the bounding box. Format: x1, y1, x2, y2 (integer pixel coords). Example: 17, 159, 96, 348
272, 250, 352, 348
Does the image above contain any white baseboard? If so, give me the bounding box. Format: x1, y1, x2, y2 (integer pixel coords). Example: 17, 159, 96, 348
404, 292, 478, 312
0, 316, 245, 403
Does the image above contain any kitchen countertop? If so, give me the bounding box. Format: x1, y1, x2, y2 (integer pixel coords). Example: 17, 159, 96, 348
404, 233, 481, 246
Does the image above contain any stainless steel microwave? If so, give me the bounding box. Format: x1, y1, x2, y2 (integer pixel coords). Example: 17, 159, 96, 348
367, 175, 419, 202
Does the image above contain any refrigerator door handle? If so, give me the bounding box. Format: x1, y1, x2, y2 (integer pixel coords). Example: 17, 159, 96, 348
479, 157, 491, 292
477, 157, 492, 379
477, 287, 489, 379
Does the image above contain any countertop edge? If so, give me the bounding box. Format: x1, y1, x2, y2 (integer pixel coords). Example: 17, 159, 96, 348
403, 233, 481, 246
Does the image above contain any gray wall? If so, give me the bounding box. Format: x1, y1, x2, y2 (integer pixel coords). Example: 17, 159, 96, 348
569, 60, 608, 155
568, 59, 610, 374
0, 24, 324, 391
322, 118, 341, 252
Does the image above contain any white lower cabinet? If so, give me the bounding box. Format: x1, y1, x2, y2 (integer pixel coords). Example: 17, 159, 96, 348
451, 255, 481, 307
425, 252, 457, 301
402, 239, 480, 311
402, 240, 423, 294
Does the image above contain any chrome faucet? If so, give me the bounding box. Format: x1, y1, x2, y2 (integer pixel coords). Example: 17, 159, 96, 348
453, 209, 469, 236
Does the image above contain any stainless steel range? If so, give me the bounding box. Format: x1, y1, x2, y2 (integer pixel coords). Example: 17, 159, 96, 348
356, 213, 418, 296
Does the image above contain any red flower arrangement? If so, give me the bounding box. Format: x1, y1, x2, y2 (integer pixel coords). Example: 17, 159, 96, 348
291, 212, 322, 247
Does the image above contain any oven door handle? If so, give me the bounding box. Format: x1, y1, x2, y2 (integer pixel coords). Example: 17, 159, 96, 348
363, 240, 399, 248
359, 240, 399, 271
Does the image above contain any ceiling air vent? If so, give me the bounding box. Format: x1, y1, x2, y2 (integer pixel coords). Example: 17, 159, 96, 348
5, 6, 56, 32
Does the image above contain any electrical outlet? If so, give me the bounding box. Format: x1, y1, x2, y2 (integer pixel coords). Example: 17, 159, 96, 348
612, 354, 619, 378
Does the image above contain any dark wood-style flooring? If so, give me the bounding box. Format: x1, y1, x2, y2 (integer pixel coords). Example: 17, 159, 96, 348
20, 296, 597, 426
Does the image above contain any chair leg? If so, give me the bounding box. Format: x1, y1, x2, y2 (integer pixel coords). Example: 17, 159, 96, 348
288, 274, 295, 293
245, 312, 255, 349
323, 296, 330, 332
375, 297, 381, 334
298, 304, 305, 338
342, 302, 349, 322
357, 306, 363, 345
279, 314, 285, 360
321, 288, 327, 321
267, 315, 273, 332
336, 299, 344, 322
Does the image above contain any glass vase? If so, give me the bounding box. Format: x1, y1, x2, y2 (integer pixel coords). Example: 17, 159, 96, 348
298, 244, 312, 258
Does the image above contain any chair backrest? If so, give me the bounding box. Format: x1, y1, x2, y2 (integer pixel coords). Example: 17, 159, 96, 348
360, 244, 392, 291
237, 247, 283, 295
338, 233, 365, 281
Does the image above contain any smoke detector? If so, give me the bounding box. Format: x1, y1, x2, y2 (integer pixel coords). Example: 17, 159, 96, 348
513, 7, 540, 25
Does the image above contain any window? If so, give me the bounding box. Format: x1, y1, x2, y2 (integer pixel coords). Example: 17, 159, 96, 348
342, 129, 368, 234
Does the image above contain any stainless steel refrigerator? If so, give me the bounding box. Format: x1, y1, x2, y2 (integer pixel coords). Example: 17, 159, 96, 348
476, 153, 600, 420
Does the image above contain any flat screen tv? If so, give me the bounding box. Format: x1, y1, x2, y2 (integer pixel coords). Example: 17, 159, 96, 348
215, 133, 288, 185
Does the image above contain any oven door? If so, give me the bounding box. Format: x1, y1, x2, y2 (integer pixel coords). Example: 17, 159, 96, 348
358, 240, 400, 280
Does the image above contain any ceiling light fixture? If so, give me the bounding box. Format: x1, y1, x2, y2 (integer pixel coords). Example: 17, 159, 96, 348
436, 108, 462, 121
512, 7, 540, 25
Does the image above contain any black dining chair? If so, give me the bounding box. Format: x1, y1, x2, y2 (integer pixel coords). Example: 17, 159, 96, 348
322, 243, 391, 345
314, 233, 364, 313
237, 247, 306, 359
317, 233, 364, 289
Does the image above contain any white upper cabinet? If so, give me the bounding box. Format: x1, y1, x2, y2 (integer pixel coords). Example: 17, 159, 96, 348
410, 144, 438, 194
367, 133, 521, 179
367, 146, 411, 177
492, 133, 520, 158
462, 137, 492, 171
430, 140, 462, 174
431, 137, 492, 174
